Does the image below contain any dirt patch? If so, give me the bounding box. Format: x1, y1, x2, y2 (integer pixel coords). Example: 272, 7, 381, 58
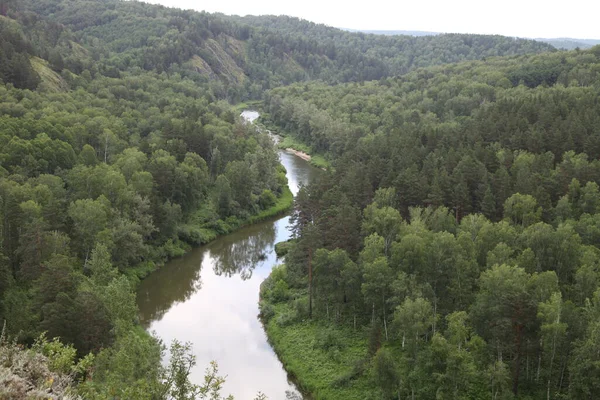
285, 148, 311, 162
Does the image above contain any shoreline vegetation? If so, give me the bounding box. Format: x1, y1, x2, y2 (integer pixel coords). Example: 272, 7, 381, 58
277, 134, 330, 170
260, 268, 378, 400
126, 185, 294, 284
250, 111, 331, 170
125, 108, 296, 284
125, 125, 295, 284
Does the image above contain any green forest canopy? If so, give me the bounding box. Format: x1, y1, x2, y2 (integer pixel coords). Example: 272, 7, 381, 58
260, 43, 600, 399
0, 0, 599, 398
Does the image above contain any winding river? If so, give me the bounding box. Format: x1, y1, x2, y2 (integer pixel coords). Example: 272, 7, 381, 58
136, 111, 319, 400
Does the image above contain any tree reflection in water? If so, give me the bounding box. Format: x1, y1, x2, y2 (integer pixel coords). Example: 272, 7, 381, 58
210, 221, 277, 280
136, 251, 204, 326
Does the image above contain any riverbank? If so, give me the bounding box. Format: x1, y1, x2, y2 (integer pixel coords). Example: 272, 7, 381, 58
277, 135, 330, 170
126, 185, 294, 284
239, 107, 330, 170
260, 269, 382, 400
136, 149, 316, 398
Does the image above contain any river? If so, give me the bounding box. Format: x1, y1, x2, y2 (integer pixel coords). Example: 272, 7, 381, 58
136, 111, 319, 400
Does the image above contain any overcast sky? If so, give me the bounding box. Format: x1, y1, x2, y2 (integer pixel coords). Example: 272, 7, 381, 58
143, 0, 600, 39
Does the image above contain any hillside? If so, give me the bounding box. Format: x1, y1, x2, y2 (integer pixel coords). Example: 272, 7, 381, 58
6, 0, 555, 100
342, 29, 439, 36
0, 1, 288, 398
260, 45, 600, 399
1, 0, 599, 399
538, 38, 600, 50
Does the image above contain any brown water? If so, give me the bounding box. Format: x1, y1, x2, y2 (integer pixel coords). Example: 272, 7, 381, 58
136, 118, 320, 399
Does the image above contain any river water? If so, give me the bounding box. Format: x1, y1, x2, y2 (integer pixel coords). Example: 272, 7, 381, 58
136, 111, 319, 399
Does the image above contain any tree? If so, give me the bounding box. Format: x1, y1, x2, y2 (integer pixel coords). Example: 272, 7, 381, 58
503, 193, 541, 227
373, 348, 399, 399
362, 256, 393, 339
68, 196, 110, 261
87, 243, 118, 286
481, 185, 497, 220
362, 204, 402, 256
471, 264, 536, 396
392, 297, 435, 351
569, 318, 600, 399
313, 248, 354, 320
537, 292, 567, 400
16, 200, 48, 281
286, 223, 321, 319
214, 175, 233, 217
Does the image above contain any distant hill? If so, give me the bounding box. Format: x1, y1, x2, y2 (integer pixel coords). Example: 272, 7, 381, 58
344, 27, 600, 52
342, 28, 439, 36
537, 38, 600, 50
8, 0, 556, 98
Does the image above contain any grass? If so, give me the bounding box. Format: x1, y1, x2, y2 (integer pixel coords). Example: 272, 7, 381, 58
30, 57, 68, 92
278, 136, 312, 154
309, 154, 330, 170
264, 301, 381, 400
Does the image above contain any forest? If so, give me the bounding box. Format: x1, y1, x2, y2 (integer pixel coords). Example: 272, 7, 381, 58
0, 0, 599, 398
260, 46, 600, 398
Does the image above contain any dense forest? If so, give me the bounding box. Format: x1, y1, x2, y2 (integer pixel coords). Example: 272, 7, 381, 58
260, 46, 600, 398
1, 0, 600, 398
8, 0, 555, 99
0, 0, 289, 397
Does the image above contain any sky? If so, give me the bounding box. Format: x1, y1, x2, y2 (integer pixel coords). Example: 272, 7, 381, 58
144, 0, 600, 39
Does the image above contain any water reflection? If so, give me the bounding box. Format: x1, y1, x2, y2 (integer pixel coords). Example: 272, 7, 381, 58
137, 251, 204, 324
212, 221, 276, 280
136, 139, 321, 399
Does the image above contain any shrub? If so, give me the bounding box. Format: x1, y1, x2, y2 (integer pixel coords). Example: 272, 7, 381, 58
275, 308, 298, 327
259, 301, 275, 322
259, 189, 277, 210
313, 329, 345, 352
292, 297, 309, 319
271, 279, 290, 302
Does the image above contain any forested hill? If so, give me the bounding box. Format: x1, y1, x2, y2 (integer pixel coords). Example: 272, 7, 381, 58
0, 0, 589, 398
265, 46, 600, 218
5, 0, 555, 99
234, 15, 554, 82
0, 0, 291, 397
259, 46, 600, 398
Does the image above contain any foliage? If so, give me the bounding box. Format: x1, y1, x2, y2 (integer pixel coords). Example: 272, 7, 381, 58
1, 0, 599, 398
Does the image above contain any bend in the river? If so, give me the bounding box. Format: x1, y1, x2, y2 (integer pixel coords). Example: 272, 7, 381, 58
136, 111, 320, 400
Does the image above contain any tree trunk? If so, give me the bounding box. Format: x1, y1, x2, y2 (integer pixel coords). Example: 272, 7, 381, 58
371, 302, 375, 324
433, 296, 437, 335
308, 247, 313, 319
547, 321, 559, 400
512, 323, 524, 396
558, 356, 567, 389
383, 293, 388, 340
104, 132, 109, 163
537, 338, 542, 382
526, 340, 529, 381
383, 316, 389, 341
